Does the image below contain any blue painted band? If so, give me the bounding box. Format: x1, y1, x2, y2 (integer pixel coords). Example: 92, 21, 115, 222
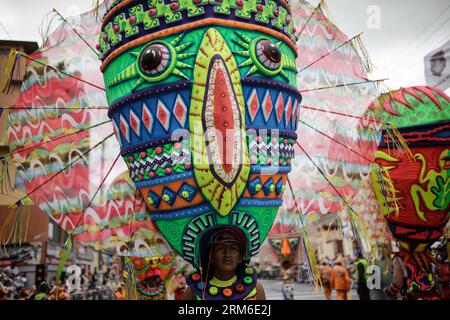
150, 203, 212, 221
135, 171, 194, 188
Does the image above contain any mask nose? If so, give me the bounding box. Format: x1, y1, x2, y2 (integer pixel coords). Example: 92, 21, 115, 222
207, 58, 238, 173
189, 28, 250, 217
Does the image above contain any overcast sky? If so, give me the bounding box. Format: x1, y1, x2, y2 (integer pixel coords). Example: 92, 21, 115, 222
1, 0, 449, 92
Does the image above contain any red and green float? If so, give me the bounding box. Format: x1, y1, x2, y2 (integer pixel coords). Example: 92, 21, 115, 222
370, 86, 450, 300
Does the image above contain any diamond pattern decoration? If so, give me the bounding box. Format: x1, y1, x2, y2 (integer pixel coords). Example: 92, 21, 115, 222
173, 94, 188, 127
262, 90, 273, 123
263, 178, 275, 196
147, 191, 161, 209
119, 114, 130, 143
157, 100, 171, 131
285, 97, 292, 128
275, 93, 284, 124
142, 102, 154, 134
129, 109, 141, 137
293, 100, 300, 127
112, 120, 122, 146
178, 183, 197, 202
161, 187, 177, 206
248, 177, 263, 196
247, 89, 260, 122
275, 177, 285, 196
292, 99, 298, 128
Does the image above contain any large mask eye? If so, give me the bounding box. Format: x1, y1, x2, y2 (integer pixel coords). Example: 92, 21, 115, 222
107, 34, 194, 91
233, 33, 291, 80
139, 43, 171, 77
256, 40, 282, 70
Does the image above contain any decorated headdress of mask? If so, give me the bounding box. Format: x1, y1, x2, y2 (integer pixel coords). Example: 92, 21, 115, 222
370, 86, 449, 299
370, 86, 450, 250
100, 0, 301, 268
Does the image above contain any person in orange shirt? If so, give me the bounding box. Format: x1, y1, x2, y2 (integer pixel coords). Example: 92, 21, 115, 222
115, 285, 125, 300
319, 261, 333, 300
331, 257, 351, 300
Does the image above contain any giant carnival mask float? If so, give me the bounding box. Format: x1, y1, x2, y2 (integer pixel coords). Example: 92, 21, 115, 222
98, 0, 302, 300
1, 0, 386, 300
370, 86, 450, 300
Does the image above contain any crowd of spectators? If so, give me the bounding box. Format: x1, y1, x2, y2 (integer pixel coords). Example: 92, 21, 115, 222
0, 265, 123, 300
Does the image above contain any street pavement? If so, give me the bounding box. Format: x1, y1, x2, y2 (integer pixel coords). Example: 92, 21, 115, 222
260, 279, 359, 300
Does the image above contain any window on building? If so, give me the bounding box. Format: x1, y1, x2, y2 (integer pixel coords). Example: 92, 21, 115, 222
48, 220, 63, 244
335, 240, 344, 256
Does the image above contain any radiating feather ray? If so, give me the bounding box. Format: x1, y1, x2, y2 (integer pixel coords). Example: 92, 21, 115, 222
232, 39, 249, 49
238, 59, 254, 68
170, 33, 186, 46
178, 52, 196, 59
172, 68, 189, 79
245, 65, 259, 77
176, 61, 193, 69
232, 50, 250, 57
175, 42, 193, 52
235, 32, 252, 44
109, 63, 139, 88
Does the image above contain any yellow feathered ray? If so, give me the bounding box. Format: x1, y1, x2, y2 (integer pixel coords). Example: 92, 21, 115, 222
92, 0, 102, 20
0, 157, 14, 195
370, 163, 401, 218
373, 84, 414, 161
1, 49, 21, 94
56, 236, 73, 285
123, 256, 139, 300
384, 123, 414, 160
0, 202, 30, 255
287, 178, 321, 288
346, 205, 376, 262
317, 0, 337, 35
351, 34, 375, 74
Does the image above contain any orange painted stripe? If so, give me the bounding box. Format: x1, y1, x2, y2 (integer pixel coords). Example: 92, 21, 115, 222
101, 18, 297, 71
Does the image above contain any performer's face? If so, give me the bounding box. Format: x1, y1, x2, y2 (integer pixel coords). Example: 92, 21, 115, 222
211, 242, 242, 273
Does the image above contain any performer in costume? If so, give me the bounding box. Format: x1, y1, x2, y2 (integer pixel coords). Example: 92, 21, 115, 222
183, 228, 265, 300
99, 0, 301, 299
370, 86, 450, 300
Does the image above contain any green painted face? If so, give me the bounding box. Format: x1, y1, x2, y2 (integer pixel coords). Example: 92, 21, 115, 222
101, 0, 301, 267
103, 27, 297, 105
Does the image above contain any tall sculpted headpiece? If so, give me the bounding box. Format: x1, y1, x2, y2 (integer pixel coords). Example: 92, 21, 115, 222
370, 86, 449, 299
100, 0, 301, 267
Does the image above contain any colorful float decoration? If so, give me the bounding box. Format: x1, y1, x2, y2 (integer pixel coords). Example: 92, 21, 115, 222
1, 1, 178, 299
267, 202, 302, 269
99, 0, 302, 299
370, 86, 450, 300
1, 0, 386, 300
268, 224, 301, 270
125, 247, 176, 300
